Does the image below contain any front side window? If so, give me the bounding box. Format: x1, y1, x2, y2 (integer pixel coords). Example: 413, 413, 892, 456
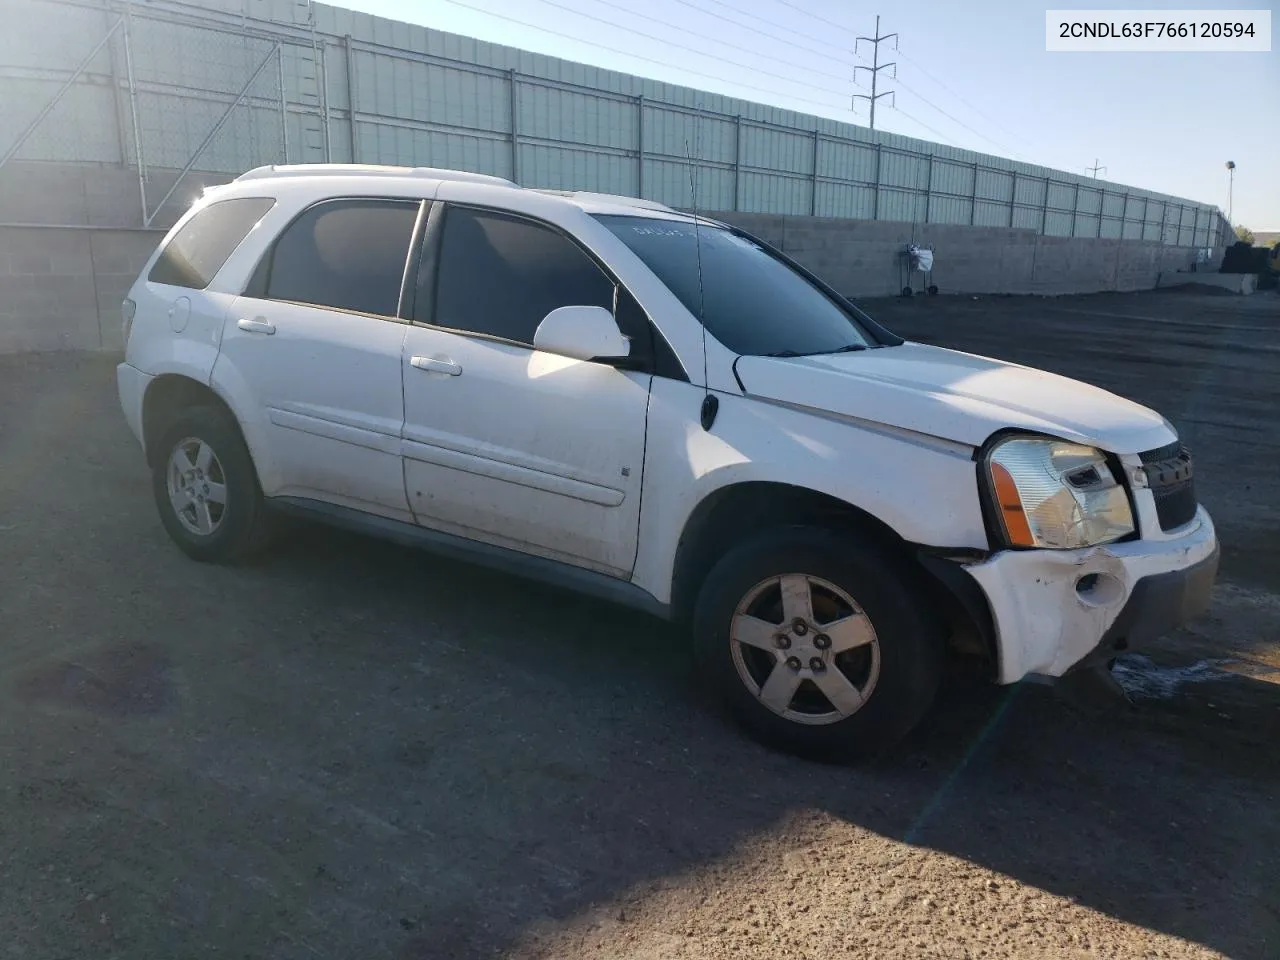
264, 198, 420, 317
430, 206, 614, 344
597, 215, 874, 357
149, 197, 275, 289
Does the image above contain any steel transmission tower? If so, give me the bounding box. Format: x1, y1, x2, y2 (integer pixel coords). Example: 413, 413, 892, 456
852, 16, 897, 130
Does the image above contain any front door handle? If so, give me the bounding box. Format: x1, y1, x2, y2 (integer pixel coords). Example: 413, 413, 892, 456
410, 355, 462, 376
237, 317, 276, 335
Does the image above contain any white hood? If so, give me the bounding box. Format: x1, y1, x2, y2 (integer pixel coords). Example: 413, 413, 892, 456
734, 342, 1176, 454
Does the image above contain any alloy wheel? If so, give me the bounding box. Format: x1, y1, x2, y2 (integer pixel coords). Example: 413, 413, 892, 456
729, 573, 881, 725
165, 437, 228, 536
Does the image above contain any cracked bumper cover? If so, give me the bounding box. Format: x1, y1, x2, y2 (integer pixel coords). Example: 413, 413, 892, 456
964, 507, 1219, 684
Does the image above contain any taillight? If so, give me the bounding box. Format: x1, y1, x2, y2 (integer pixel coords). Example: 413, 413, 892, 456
121, 298, 137, 345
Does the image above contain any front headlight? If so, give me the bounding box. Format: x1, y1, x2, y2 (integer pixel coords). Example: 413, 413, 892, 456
986, 437, 1134, 549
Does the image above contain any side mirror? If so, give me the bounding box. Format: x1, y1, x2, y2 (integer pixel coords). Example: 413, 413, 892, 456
532, 305, 631, 362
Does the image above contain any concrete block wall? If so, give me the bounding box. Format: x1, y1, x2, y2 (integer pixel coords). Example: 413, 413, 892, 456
0, 227, 158, 353
0, 161, 234, 354
715, 212, 1209, 298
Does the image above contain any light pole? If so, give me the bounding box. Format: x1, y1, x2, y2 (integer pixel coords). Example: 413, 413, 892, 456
1225, 160, 1235, 223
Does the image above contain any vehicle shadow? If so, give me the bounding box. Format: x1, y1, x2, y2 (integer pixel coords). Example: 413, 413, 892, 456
255, 521, 1280, 960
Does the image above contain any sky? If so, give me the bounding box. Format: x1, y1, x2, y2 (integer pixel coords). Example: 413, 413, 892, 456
338, 0, 1278, 228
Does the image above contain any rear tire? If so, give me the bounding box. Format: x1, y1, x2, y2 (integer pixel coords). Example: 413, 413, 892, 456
151, 406, 272, 563
692, 527, 944, 761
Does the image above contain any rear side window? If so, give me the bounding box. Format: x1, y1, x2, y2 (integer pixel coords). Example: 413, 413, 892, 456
149, 197, 275, 289
430, 206, 614, 344
264, 199, 420, 317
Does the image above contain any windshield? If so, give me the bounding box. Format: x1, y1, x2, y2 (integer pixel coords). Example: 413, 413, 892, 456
597, 215, 875, 357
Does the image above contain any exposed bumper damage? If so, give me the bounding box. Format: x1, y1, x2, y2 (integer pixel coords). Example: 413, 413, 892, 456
964, 507, 1219, 684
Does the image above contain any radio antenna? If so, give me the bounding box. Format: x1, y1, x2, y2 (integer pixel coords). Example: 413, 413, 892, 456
685, 110, 717, 431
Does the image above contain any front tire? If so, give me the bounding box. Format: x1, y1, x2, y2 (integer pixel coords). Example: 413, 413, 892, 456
151, 406, 272, 563
693, 527, 944, 761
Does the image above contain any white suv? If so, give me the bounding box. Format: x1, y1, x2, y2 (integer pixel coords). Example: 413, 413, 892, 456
117, 164, 1218, 759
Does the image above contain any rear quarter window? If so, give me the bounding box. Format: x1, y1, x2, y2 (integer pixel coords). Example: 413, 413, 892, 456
148, 197, 275, 289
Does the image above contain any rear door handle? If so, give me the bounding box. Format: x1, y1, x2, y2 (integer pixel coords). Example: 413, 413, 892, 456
237, 317, 276, 335
410, 356, 462, 376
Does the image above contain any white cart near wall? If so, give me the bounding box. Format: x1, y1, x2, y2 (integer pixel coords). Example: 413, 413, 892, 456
899, 243, 939, 297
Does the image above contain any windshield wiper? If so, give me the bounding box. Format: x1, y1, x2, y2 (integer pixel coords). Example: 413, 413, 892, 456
763, 343, 868, 359
817, 343, 869, 355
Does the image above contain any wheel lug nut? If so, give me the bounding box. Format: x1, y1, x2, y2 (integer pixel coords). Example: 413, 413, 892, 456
785, 656, 802, 671
814, 634, 831, 650
792, 619, 808, 636
810, 657, 825, 671
775, 635, 791, 649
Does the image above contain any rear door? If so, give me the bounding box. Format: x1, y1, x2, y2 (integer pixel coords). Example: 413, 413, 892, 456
217, 197, 422, 519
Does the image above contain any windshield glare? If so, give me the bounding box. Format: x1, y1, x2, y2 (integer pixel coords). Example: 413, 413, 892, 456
597, 215, 874, 357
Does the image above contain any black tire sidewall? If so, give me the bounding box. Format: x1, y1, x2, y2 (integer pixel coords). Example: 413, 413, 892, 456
693, 527, 943, 761
151, 407, 265, 562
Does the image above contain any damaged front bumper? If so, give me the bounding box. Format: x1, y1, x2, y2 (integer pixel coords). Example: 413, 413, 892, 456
963, 507, 1219, 684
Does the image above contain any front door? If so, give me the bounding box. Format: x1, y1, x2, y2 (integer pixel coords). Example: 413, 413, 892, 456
217, 197, 421, 518
400, 204, 651, 577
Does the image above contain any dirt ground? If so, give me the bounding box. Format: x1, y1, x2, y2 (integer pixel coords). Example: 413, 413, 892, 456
0, 288, 1277, 960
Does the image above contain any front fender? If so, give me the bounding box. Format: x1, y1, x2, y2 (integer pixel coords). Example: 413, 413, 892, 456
630, 380, 988, 605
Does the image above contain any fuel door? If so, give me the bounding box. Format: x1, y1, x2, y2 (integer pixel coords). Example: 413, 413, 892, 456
167, 295, 191, 333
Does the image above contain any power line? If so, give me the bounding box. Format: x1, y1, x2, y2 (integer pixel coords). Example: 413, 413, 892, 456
769, 0, 857, 34
675, 0, 855, 59
894, 47, 1050, 161
850, 46, 1026, 160
893, 77, 1023, 158
887, 106, 957, 146
520, 0, 854, 97
575, 0, 853, 84
435, 0, 852, 112
669, 0, 858, 74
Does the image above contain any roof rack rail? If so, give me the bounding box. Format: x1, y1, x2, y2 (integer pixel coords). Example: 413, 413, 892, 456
234, 164, 517, 187
534, 189, 676, 213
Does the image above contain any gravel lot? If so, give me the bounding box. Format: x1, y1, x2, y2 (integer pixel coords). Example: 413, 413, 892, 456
1, 289, 1277, 959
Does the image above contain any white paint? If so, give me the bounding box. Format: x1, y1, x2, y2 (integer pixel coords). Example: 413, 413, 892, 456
119, 166, 1222, 689
628, 379, 987, 604
966, 508, 1217, 682
533, 306, 630, 362
401, 324, 650, 578
214, 297, 411, 517
735, 342, 1177, 454
115, 361, 151, 451
167, 295, 191, 333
